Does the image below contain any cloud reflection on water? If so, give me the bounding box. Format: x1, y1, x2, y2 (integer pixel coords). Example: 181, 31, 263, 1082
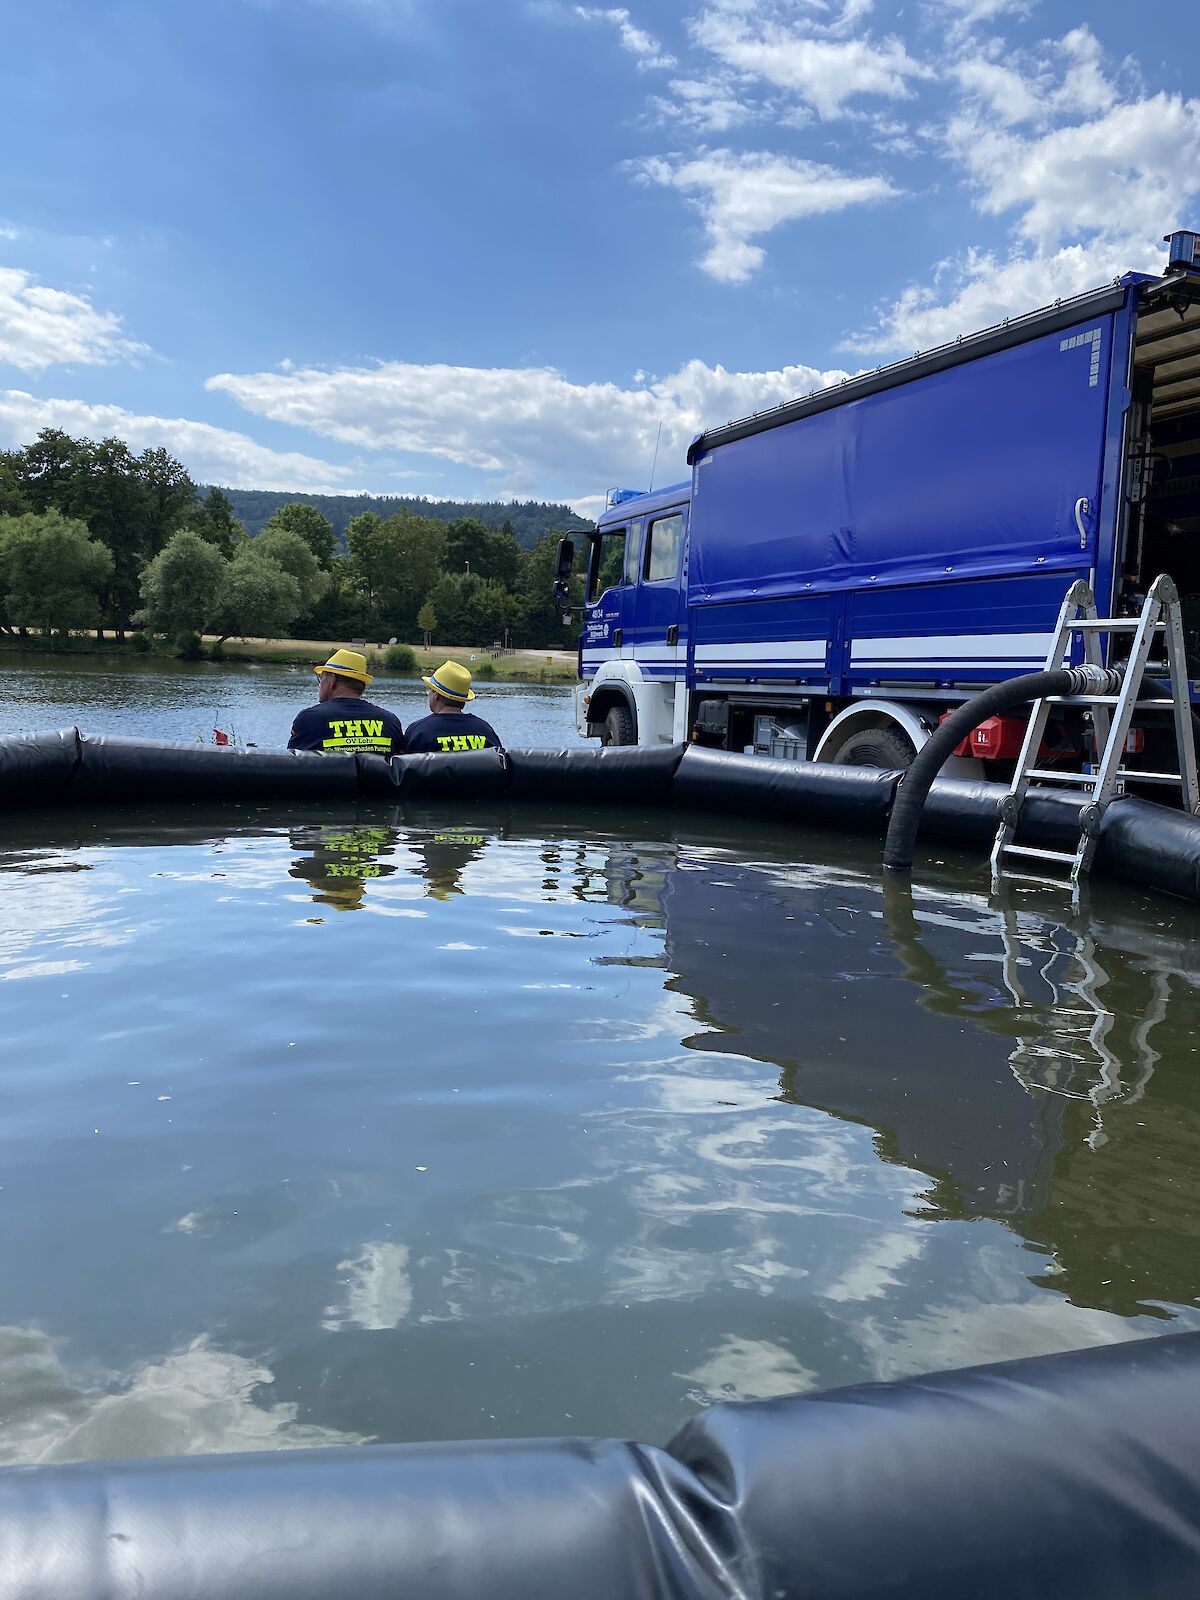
0, 1327, 365, 1465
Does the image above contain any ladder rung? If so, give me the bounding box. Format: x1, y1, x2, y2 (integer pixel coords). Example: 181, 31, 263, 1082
1071, 619, 1164, 631
994, 868, 1076, 891
999, 843, 1078, 863
1024, 768, 1094, 783
1118, 769, 1183, 784
1043, 694, 1177, 706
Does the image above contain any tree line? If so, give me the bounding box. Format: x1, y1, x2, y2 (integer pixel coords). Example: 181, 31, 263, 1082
0, 429, 586, 653
221, 488, 592, 547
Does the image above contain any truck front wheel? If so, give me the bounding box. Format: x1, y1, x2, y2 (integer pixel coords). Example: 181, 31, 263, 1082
832, 726, 916, 770
601, 704, 636, 746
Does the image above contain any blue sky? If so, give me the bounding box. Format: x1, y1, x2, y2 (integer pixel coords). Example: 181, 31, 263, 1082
1, 0, 1197, 515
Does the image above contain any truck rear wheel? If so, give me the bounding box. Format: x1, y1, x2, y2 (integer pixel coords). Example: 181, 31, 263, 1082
601, 704, 636, 746
832, 726, 916, 770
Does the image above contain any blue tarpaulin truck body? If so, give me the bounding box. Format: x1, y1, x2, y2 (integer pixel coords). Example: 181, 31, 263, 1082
572, 238, 1200, 767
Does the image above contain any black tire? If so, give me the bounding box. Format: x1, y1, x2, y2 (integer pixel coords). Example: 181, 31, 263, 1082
832, 725, 916, 770
601, 703, 636, 746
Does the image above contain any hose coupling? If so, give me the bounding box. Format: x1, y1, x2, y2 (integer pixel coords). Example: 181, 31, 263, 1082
1065, 664, 1124, 697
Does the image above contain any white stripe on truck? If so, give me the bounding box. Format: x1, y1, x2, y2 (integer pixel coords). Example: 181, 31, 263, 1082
695, 640, 827, 664
851, 631, 1056, 665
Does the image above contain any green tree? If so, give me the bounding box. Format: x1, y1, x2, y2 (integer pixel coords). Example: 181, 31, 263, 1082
344, 512, 388, 609
444, 516, 491, 576
5, 431, 195, 635
263, 502, 336, 568
379, 510, 445, 631
256, 526, 327, 615
485, 521, 524, 588
0, 455, 28, 517
138, 447, 198, 549
9, 429, 86, 514
0, 509, 114, 642
417, 599, 437, 649
346, 509, 446, 635
215, 547, 302, 641
467, 579, 518, 648
427, 572, 471, 645
193, 487, 247, 559
302, 552, 370, 640
136, 530, 228, 638
80, 438, 157, 633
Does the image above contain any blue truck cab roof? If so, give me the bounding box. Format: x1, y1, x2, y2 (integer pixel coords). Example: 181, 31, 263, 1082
595, 481, 690, 532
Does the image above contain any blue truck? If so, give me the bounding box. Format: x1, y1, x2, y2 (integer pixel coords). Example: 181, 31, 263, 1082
557, 230, 1200, 770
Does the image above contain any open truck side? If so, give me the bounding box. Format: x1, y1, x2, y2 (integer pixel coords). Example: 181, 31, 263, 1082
563, 230, 1200, 775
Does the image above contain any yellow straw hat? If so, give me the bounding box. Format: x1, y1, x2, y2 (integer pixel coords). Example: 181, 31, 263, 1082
314, 648, 374, 687
422, 659, 475, 703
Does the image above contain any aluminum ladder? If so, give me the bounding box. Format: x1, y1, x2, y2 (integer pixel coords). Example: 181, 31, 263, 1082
990, 574, 1200, 890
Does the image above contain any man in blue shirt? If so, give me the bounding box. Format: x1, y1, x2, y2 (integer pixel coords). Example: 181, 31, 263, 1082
288, 648, 405, 755
404, 660, 502, 753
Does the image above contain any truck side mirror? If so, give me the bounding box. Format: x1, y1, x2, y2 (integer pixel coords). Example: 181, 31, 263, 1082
552, 537, 575, 604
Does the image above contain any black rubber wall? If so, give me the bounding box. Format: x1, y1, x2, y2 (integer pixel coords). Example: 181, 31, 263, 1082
3, 731, 1200, 902
2, 1335, 1199, 1599
4, 731, 1200, 902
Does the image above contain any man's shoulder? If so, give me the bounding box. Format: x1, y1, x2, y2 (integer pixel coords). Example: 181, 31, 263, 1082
291, 703, 328, 729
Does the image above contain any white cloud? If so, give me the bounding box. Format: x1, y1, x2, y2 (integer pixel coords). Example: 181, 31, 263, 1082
576, 6, 676, 69
952, 57, 1043, 126
952, 27, 1118, 131
1052, 25, 1118, 119
690, 3, 929, 119
0, 389, 355, 491
208, 353, 850, 500
845, 235, 1160, 356
634, 148, 896, 282
852, 38, 1200, 358
651, 74, 755, 133
0, 267, 149, 373
932, 0, 1031, 30
0, 226, 18, 242
968, 93, 1200, 250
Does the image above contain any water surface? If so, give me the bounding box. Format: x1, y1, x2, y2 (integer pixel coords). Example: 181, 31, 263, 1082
2, 798, 1199, 1464
0, 652, 580, 750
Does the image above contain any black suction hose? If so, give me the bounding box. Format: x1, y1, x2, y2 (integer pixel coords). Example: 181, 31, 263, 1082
882, 665, 1124, 872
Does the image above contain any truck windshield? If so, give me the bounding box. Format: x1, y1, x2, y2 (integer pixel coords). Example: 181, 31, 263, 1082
589, 528, 627, 602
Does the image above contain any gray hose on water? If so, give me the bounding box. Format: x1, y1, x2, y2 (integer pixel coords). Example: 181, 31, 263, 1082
882, 665, 1124, 873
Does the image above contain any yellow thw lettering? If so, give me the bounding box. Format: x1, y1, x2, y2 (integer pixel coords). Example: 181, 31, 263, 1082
437, 736, 454, 751
468, 735, 486, 749
346, 720, 362, 740
329, 720, 344, 737
365, 719, 383, 737
452, 735, 469, 751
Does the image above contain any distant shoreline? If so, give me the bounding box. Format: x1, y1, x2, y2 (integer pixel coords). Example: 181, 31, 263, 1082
0, 633, 580, 684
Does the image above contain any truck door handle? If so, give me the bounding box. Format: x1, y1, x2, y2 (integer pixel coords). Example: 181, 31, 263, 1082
1074, 497, 1090, 549
666, 624, 679, 646
613, 628, 623, 647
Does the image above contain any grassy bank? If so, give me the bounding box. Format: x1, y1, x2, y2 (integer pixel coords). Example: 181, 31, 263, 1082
0, 630, 579, 684
208, 636, 577, 683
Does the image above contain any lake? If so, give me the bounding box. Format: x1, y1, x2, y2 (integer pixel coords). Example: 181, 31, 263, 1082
2, 658, 1200, 1463
0, 652, 584, 750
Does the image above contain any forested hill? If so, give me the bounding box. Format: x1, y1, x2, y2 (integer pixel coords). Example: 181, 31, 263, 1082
216, 488, 594, 547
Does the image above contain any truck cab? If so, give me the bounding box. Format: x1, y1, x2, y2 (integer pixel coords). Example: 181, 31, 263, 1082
571, 482, 690, 745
